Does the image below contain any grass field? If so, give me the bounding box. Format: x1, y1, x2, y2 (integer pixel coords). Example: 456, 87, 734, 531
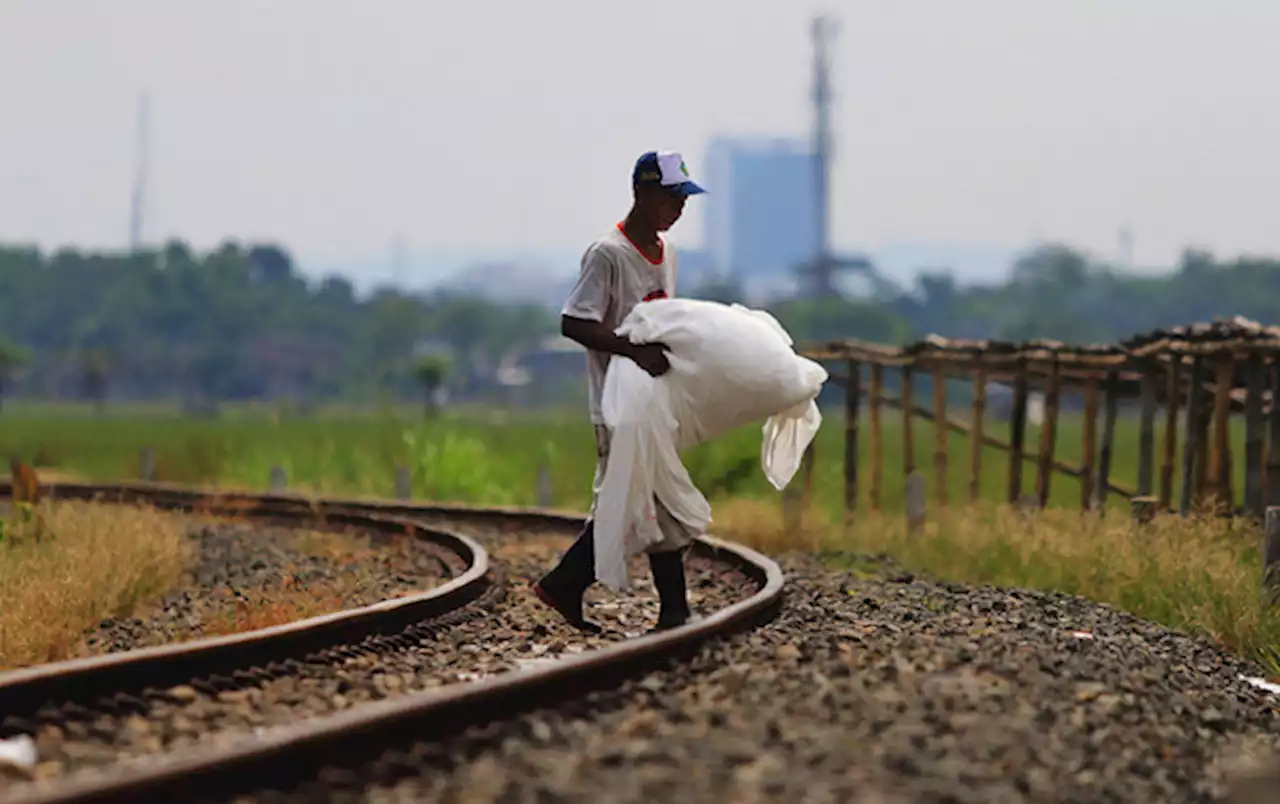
2, 401, 1276, 675
0, 401, 1251, 517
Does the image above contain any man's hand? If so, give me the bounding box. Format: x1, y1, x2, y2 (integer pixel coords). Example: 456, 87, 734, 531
628, 342, 671, 377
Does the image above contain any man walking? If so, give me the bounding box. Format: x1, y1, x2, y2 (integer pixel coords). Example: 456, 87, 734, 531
532, 150, 707, 634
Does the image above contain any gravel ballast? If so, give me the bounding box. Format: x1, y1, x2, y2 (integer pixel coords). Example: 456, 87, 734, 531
244, 554, 1280, 804
73, 517, 454, 657
11, 518, 757, 793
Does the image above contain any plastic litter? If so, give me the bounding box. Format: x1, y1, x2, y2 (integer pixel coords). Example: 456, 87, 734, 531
594, 298, 828, 591
1239, 674, 1280, 697
0, 734, 37, 778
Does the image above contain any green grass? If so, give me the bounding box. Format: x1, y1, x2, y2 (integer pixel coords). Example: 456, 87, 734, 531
0, 401, 1245, 519
3, 404, 595, 508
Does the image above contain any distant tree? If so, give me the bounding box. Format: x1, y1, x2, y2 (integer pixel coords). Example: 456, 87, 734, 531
414, 353, 452, 417
0, 337, 31, 413
247, 244, 296, 284
1010, 243, 1090, 290
8, 231, 1280, 408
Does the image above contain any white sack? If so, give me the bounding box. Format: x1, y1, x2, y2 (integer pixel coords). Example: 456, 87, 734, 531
594, 298, 828, 591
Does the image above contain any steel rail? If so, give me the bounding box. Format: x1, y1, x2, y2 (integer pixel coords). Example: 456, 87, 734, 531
0, 480, 787, 804
0, 484, 494, 723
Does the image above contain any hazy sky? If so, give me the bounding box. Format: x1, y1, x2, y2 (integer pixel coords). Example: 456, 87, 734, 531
2, 1, 1277, 276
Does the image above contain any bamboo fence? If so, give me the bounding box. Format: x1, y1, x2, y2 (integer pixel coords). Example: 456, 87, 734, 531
790, 316, 1280, 581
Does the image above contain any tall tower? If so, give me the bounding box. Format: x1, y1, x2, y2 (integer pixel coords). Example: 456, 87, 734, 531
799, 14, 839, 298
812, 15, 835, 280
128, 93, 150, 253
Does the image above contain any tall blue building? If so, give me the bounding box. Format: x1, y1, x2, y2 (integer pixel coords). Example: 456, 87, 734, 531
702, 137, 819, 291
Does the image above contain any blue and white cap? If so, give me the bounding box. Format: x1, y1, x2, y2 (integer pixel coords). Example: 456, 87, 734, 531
632, 151, 706, 196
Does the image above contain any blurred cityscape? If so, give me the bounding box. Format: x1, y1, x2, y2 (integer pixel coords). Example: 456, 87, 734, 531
1, 8, 1277, 413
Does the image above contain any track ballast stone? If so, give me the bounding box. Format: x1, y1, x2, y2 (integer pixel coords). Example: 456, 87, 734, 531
74, 517, 453, 657
250, 554, 1280, 804
11, 522, 757, 794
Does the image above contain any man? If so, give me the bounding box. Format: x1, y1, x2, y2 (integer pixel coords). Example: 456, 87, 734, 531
532, 150, 707, 634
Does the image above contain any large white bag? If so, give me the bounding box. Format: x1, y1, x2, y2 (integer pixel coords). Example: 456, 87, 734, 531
593, 298, 829, 591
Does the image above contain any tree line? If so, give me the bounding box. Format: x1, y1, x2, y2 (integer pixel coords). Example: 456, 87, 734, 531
0, 240, 553, 409
1, 238, 1277, 409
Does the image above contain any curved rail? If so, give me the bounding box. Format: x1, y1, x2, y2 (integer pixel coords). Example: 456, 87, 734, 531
0, 479, 787, 804
0, 486, 494, 722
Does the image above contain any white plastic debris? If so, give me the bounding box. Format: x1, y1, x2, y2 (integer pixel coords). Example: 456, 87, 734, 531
0, 734, 37, 774
1071, 631, 1095, 640
1238, 674, 1280, 696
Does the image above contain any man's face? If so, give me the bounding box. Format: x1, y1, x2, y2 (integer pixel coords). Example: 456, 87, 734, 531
639, 185, 687, 231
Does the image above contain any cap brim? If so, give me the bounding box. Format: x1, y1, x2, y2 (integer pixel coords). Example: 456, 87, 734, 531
668, 180, 706, 196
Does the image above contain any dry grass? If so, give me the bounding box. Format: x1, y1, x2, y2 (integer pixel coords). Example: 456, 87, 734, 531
710, 496, 1280, 676
0, 500, 188, 669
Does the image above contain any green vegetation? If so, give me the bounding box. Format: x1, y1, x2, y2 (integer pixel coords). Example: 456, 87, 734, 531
0, 241, 558, 405
4, 239, 1280, 411
0, 402, 1249, 516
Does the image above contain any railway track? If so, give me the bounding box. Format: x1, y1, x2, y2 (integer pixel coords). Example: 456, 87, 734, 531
0, 479, 785, 804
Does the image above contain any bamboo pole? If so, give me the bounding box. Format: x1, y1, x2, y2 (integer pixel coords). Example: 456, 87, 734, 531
1209, 355, 1234, 512
1244, 355, 1266, 519
867, 386, 1137, 499
1007, 358, 1029, 504
902, 365, 916, 479
932, 363, 948, 507
1081, 375, 1099, 510
969, 365, 987, 503
1180, 358, 1203, 516
869, 363, 884, 512
1096, 370, 1120, 511
1035, 357, 1062, 509
844, 361, 862, 524
1267, 361, 1280, 509
1160, 360, 1181, 510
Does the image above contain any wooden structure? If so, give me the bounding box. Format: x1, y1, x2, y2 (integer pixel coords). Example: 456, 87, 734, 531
796, 316, 1280, 523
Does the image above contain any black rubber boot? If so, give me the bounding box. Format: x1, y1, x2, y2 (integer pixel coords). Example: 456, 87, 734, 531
647, 548, 692, 632
532, 521, 602, 634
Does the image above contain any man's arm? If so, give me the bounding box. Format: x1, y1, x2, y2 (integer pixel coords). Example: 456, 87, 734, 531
562, 315, 670, 377
561, 315, 638, 359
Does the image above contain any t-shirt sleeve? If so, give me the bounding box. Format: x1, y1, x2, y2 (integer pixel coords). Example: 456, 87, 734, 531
561, 245, 614, 322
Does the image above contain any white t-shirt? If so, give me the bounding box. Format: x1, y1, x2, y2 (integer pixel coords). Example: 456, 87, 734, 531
561, 223, 678, 424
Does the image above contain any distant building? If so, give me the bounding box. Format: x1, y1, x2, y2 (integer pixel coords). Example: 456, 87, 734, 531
702, 137, 819, 293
